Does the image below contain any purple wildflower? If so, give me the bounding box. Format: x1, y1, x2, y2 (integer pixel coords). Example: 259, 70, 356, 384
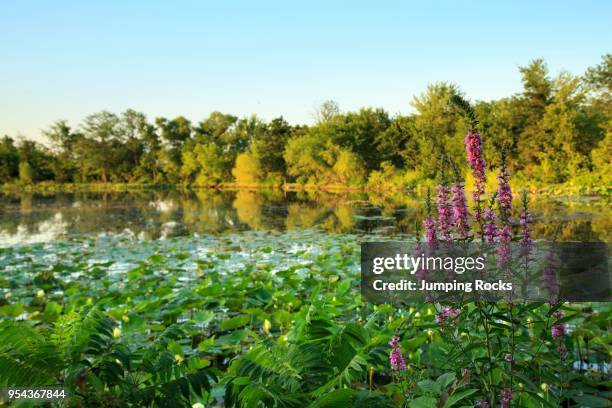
519, 210, 532, 245
435, 306, 461, 324
543, 253, 559, 302
389, 335, 406, 371
551, 323, 566, 339
519, 191, 533, 257
436, 185, 452, 241
496, 224, 512, 268
499, 388, 513, 408
483, 209, 498, 243
465, 130, 486, 222
451, 183, 470, 239
497, 164, 513, 221
504, 353, 512, 362
499, 224, 512, 243
424, 217, 437, 244
475, 400, 489, 408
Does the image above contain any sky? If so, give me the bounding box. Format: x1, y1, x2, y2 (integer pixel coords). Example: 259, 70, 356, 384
1, 1, 610, 142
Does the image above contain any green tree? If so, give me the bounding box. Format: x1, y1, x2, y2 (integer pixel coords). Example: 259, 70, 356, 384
18, 161, 33, 184
44, 120, 80, 182
412, 82, 466, 179
193, 111, 238, 144
515, 59, 553, 165
251, 117, 292, 177
321, 108, 391, 171
232, 152, 261, 185
156, 116, 192, 182
284, 132, 329, 184
79, 111, 122, 182
332, 149, 366, 185
0, 136, 19, 183
181, 143, 230, 186
16, 139, 54, 182
376, 115, 419, 169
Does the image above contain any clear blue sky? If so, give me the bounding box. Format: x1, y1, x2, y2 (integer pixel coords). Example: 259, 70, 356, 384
1, 1, 610, 141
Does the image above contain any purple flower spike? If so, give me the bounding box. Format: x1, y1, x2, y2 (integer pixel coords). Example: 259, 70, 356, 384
497, 164, 513, 221
519, 210, 532, 245
551, 323, 566, 339
519, 191, 533, 255
464, 130, 486, 221
424, 216, 437, 244
451, 183, 470, 239
499, 388, 513, 408
435, 306, 461, 325
436, 185, 452, 241
389, 335, 406, 371
483, 209, 498, 243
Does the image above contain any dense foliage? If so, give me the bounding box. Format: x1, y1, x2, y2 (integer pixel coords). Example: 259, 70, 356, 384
1, 56, 610, 193
1, 92, 611, 407
0, 230, 610, 407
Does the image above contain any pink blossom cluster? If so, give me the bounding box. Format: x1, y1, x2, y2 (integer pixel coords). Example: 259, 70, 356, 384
451, 183, 470, 239
552, 311, 568, 358
436, 185, 453, 241
519, 210, 532, 246
552, 311, 566, 339
497, 164, 513, 220
483, 209, 498, 243
435, 306, 461, 324
551, 323, 566, 338
464, 130, 486, 221
424, 216, 437, 244
388, 335, 406, 371
496, 225, 513, 268
499, 388, 513, 408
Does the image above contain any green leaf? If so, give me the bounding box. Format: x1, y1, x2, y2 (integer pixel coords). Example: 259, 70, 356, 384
410, 396, 438, 408
572, 395, 611, 407
220, 315, 250, 330
443, 388, 477, 408
308, 388, 356, 408
436, 372, 457, 391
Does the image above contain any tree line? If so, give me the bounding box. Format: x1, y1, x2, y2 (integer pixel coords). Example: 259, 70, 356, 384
1, 56, 609, 190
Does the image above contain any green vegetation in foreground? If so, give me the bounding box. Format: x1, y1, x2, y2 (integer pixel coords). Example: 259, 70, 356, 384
1, 56, 611, 196
0, 230, 610, 407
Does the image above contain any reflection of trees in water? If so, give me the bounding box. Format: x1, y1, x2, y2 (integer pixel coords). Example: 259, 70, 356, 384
233, 191, 264, 229
0, 191, 609, 242
181, 190, 238, 233
527, 198, 610, 241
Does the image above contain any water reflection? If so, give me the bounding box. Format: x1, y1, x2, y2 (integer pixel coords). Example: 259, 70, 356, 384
0, 190, 609, 246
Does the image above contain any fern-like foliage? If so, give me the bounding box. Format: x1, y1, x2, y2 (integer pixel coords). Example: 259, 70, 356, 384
1, 307, 216, 407
224, 315, 393, 407
0, 321, 63, 387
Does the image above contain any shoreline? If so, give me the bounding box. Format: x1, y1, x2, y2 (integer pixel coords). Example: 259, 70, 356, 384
1, 181, 609, 197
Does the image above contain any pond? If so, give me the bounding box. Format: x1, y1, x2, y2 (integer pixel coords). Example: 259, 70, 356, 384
0, 189, 609, 246
1, 191, 610, 406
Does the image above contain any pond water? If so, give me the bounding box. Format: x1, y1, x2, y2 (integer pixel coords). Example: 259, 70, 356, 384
0, 189, 609, 246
